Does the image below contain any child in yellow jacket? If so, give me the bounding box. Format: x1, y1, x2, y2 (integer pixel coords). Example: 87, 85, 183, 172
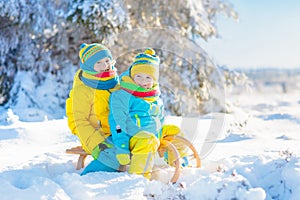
66, 43, 121, 173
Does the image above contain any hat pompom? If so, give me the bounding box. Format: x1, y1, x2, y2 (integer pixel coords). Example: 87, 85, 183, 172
80, 43, 87, 50
144, 48, 156, 56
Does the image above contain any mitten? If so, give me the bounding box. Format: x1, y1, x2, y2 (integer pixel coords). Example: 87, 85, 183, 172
116, 143, 130, 165
114, 129, 131, 165
116, 153, 131, 165
92, 141, 113, 159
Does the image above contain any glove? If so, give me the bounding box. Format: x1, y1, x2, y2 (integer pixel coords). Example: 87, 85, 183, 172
113, 128, 131, 165
92, 141, 113, 159
116, 154, 131, 165
116, 143, 130, 165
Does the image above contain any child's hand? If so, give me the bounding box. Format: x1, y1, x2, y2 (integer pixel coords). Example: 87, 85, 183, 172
116, 154, 130, 165
92, 141, 113, 159
115, 136, 130, 165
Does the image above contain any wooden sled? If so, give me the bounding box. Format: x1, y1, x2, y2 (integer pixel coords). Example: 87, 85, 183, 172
66, 146, 89, 170
66, 135, 201, 183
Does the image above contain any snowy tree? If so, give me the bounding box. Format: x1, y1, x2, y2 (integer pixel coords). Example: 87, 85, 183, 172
66, 0, 128, 43
108, 0, 239, 115
0, 0, 246, 121
0, 0, 129, 120
0, 0, 68, 105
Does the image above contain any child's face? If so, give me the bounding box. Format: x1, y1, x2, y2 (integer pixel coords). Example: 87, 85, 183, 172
93, 57, 115, 73
133, 73, 154, 89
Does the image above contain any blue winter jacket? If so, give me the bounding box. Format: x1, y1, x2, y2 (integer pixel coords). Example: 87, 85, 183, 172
109, 79, 165, 155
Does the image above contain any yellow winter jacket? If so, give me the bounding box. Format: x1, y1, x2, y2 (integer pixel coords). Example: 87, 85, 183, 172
66, 70, 119, 154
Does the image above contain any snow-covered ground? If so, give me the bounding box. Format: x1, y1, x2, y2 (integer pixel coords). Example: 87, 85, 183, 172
1, 80, 300, 199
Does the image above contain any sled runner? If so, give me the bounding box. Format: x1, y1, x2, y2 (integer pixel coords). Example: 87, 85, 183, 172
66, 135, 201, 183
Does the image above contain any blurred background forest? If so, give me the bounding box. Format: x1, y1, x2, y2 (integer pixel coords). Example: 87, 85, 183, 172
0, 0, 251, 121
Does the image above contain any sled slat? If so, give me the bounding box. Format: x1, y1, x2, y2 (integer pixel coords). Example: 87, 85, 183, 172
66, 146, 89, 170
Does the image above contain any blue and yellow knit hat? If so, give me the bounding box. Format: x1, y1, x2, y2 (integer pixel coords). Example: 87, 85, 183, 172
79, 43, 113, 74
130, 48, 160, 82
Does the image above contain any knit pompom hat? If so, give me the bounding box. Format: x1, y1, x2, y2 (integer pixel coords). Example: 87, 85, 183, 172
130, 48, 160, 83
79, 43, 113, 74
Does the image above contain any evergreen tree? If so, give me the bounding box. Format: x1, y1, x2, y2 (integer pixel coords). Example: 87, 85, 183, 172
0, 0, 248, 121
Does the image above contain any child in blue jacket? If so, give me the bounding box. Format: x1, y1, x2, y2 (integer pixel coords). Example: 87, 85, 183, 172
109, 48, 186, 179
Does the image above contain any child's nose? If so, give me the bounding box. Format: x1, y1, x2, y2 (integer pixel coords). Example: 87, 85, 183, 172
105, 63, 110, 69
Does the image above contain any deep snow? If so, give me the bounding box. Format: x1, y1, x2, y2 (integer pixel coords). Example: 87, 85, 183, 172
1, 77, 300, 199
